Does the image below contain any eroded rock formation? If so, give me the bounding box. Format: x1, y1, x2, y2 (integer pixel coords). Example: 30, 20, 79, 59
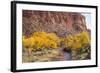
23, 10, 88, 37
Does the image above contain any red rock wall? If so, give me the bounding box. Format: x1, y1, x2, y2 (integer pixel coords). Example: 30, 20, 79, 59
23, 10, 88, 37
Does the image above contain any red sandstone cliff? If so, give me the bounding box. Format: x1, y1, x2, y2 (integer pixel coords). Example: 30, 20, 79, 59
22, 10, 89, 37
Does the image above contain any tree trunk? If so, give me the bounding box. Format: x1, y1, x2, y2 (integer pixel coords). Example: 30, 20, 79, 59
71, 50, 78, 60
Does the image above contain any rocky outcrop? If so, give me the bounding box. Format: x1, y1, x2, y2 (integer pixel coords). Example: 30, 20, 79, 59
23, 10, 89, 37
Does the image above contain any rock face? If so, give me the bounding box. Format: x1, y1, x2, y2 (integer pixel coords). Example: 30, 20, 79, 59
23, 10, 88, 37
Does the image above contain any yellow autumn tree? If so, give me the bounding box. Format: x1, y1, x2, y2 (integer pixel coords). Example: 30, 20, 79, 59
22, 35, 35, 56
46, 33, 60, 49
63, 31, 90, 51
71, 34, 82, 50
22, 32, 60, 52
63, 35, 74, 49
80, 31, 90, 46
